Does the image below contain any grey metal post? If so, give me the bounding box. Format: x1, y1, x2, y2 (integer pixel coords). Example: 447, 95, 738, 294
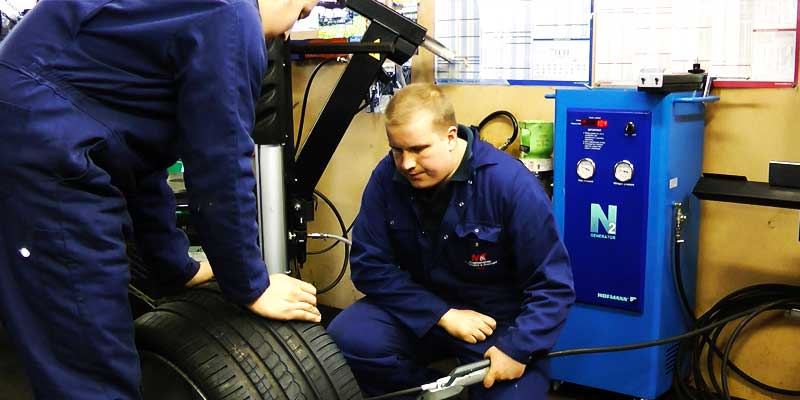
255, 144, 289, 275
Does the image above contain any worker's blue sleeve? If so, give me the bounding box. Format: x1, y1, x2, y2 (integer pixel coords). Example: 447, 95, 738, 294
171, 1, 268, 305
350, 169, 451, 338
126, 169, 199, 287
493, 169, 575, 363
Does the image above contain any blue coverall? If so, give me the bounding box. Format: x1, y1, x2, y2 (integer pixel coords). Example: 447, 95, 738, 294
329, 126, 575, 399
0, 1, 268, 398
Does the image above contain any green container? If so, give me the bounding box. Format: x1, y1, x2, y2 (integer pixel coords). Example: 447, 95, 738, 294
519, 120, 553, 158
519, 120, 554, 172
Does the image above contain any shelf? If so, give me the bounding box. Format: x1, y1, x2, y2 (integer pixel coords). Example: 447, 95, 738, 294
693, 174, 800, 210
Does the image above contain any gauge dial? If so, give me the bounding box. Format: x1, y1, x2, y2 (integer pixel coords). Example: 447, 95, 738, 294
614, 160, 634, 182
576, 158, 596, 180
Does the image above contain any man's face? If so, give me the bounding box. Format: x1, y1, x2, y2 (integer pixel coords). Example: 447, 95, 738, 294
387, 112, 457, 189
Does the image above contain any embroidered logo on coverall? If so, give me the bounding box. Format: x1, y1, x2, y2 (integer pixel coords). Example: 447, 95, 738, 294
466, 252, 497, 270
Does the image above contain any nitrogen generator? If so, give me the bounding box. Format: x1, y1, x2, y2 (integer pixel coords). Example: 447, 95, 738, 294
550, 88, 717, 399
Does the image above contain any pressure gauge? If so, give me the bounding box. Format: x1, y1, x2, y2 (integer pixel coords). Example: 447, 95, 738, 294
614, 160, 634, 182
576, 158, 596, 180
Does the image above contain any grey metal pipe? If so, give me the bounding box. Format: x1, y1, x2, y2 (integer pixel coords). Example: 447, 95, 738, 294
255, 144, 289, 275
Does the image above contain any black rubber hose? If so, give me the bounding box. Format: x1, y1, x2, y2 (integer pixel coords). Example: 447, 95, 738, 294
673, 239, 696, 324
368, 288, 800, 400
673, 260, 800, 396
311, 190, 350, 295
547, 306, 760, 358
316, 244, 349, 295
674, 285, 800, 399
478, 110, 518, 151
296, 59, 338, 156
308, 190, 347, 256
720, 299, 800, 400
364, 387, 422, 400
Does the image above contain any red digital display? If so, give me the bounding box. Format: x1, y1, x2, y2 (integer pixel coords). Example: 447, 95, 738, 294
581, 119, 608, 128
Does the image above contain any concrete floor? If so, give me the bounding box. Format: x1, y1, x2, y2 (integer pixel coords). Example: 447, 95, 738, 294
0, 324, 638, 400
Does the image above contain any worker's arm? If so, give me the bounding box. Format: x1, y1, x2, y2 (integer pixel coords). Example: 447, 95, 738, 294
125, 169, 200, 289
170, 1, 319, 323
259, 0, 318, 39
492, 168, 575, 364
171, 1, 269, 305
350, 166, 451, 338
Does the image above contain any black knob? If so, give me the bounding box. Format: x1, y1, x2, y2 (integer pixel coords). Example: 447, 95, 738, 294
624, 121, 636, 136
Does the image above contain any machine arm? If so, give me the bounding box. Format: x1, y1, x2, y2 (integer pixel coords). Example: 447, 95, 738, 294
293, 0, 429, 198
252, 0, 452, 274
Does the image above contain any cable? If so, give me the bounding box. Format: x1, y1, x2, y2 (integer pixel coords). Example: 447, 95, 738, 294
720, 302, 777, 400
477, 110, 518, 151
308, 220, 354, 255
673, 284, 800, 399
545, 305, 771, 358
673, 238, 695, 324
366, 286, 800, 400
307, 189, 348, 255
308, 232, 352, 246
308, 240, 338, 256
295, 59, 371, 157
316, 243, 349, 295
311, 190, 350, 294
364, 312, 751, 400
360, 213, 799, 400
296, 58, 338, 157
668, 211, 800, 399
674, 284, 800, 398
364, 387, 423, 400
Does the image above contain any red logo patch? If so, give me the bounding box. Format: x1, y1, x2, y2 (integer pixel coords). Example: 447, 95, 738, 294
467, 252, 496, 270
470, 252, 487, 263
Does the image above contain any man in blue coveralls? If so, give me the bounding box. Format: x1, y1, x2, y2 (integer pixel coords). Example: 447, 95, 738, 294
0, 1, 319, 399
328, 83, 575, 399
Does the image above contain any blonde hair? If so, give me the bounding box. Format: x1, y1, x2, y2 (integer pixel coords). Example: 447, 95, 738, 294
385, 83, 457, 132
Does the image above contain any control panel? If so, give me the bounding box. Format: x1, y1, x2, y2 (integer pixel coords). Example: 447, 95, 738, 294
563, 109, 652, 313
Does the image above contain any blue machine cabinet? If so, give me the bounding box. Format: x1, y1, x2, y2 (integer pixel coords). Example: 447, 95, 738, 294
550, 89, 715, 399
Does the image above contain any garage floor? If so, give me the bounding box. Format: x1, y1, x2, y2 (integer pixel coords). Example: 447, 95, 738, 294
0, 323, 657, 400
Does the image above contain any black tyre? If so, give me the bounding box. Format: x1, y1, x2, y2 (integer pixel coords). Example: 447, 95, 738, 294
135, 283, 362, 400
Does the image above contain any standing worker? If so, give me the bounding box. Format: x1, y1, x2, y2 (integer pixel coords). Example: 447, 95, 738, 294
0, 1, 319, 399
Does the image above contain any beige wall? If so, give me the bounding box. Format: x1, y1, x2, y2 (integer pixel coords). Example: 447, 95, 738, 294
696, 88, 800, 399
296, 1, 800, 398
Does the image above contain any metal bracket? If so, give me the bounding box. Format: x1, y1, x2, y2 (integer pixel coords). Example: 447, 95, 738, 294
673, 202, 688, 243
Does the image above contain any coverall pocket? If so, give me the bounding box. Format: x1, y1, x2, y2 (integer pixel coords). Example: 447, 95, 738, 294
0, 100, 30, 201
387, 217, 421, 275
450, 223, 506, 281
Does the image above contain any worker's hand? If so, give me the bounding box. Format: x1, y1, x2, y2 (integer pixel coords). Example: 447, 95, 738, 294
186, 261, 214, 288
247, 274, 321, 323
437, 309, 496, 344
482, 346, 526, 389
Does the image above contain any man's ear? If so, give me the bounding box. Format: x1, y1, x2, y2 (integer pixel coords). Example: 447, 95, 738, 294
447, 125, 458, 150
